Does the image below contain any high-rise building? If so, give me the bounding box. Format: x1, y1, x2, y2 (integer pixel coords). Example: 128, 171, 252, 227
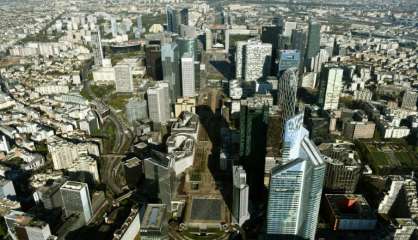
305, 19, 321, 66
205, 28, 212, 51
277, 68, 298, 128
147, 82, 171, 123
91, 30, 104, 67
60, 181, 93, 224
266, 116, 326, 240
136, 15, 143, 37
166, 6, 188, 33
240, 95, 272, 197
261, 25, 282, 75
319, 142, 362, 194
5, 210, 54, 240
290, 29, 307, 72
181, 53, 195, 97
243, 41, 272, 82
166, 6, 176, 33
264, 107, 283, 186
277, 50, 300, 77
283, 21, 297, 37
232, 166, 250, 226
143, 153, 175, 208
115, 64, 133, 93
125, 97, 148, 124
179, 8, 189, 26
146, 44, 162, 80
235, 41, 247, 80
111, 17, 117, 37
318, 66, 343, 110
161, 42, 181, 102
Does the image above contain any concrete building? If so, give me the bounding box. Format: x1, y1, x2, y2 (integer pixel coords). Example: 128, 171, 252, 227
243, 41, 272, 82
125, 98, 148, 124
318, 66, 343, 110
60, 181, 93, 225
343, 121, 376, 139
91, 30, 104, 67
235, 41, 247, 80
174, 97, 196, 118
0, 178, 16, 199
112, 206, 141, 240
5, 211, 54, 240
147, 82, 171, 124
115, 64, 133, 93
323, 194, 377, 231
319, 142, 362, 193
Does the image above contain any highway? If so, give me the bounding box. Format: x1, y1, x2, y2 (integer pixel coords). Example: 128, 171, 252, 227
82, 62, 133, 196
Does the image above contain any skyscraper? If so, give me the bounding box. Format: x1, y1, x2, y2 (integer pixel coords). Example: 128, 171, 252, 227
318, 66, 343, 110
266, 116, 326, 240
305, 19, 321, 66
277, 68, 298, 127
111, 17, 117, 37
232, 165, 250, 226
147, 82, 171, 123
166, 6, 188, 33
115, 64, 133, 93
181, 53, 195, 97
291, 29, 307, 72
136, 14, 143, 37
205, 28, 213, 51
235, 41, 247, 80
60, 181, 93, 224
277, 50, 301, 77
261, 25, 282, 75
166, 6, 176, 33
143, 153, 175, 208
145, 44, 162, 80
243, 41, 272, 82
161, 42, 181, 103
91, 30, 104, 67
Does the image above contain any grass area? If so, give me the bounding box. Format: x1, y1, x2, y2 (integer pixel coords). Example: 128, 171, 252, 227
106, 93, 130, 110
357, 140, 418, 175
92, 120, 117, 153
91, 84, 115, 99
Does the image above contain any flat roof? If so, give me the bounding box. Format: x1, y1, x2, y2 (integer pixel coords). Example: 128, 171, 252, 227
190, 198, 222, 221
141, 204, 166, 230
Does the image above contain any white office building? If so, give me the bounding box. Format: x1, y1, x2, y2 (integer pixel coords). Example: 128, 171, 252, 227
318, 66, 343, 110
60, 181, 93, 225
267, 116, 326, 240
147, 82, 171, 123
181, 53, 195, 97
